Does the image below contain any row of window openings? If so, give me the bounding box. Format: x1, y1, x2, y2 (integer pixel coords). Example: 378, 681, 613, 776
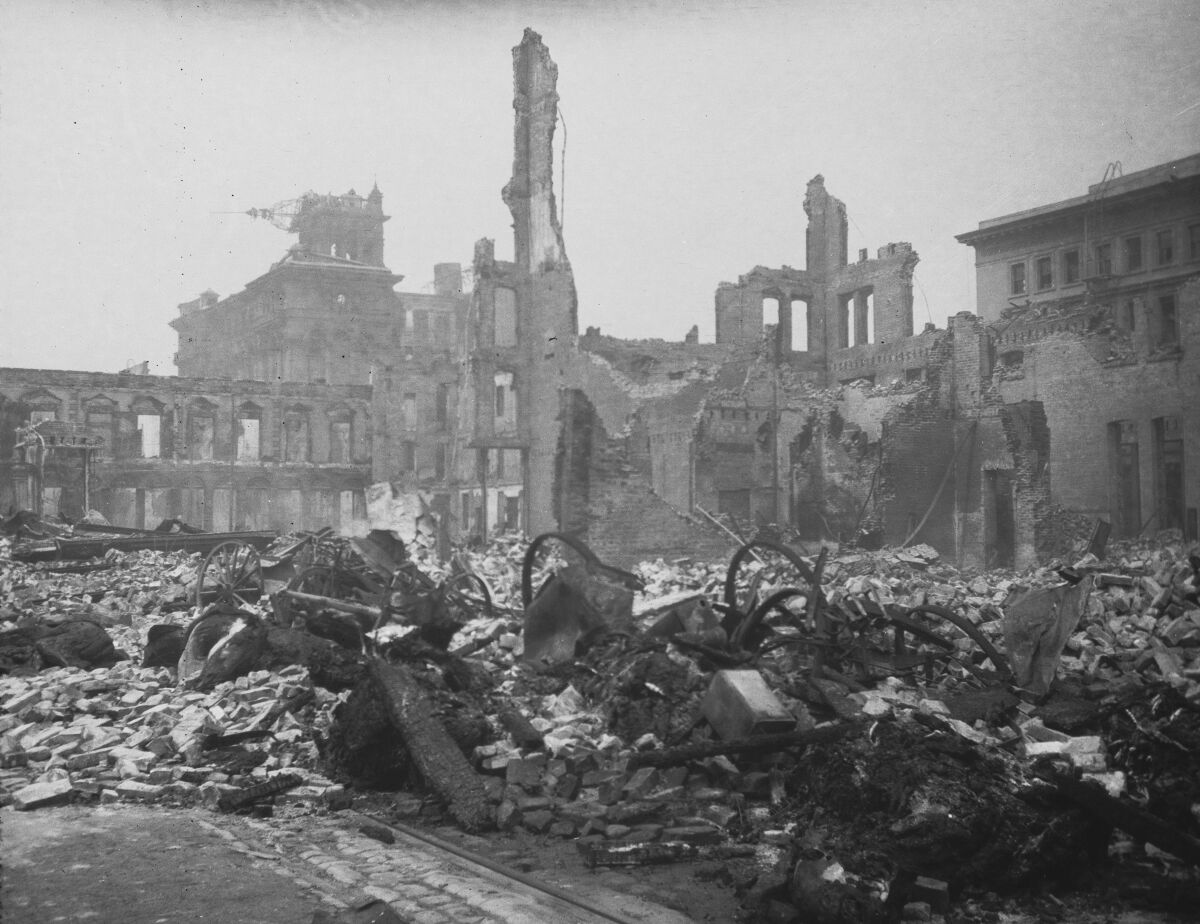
198, 416, 352, 464
761, 293, 877, 349
460, 490, 522, 533
55, 412, 356, 464
1010, 225, 1200, 295
400, 443, 513, 481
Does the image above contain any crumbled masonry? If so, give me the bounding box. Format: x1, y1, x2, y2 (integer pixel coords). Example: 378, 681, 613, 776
2, 522, 1199, 921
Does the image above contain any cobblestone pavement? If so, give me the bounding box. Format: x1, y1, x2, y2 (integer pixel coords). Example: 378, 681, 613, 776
2, 804, 694, 924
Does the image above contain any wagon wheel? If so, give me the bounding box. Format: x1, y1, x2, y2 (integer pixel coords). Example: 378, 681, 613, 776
721, 539, 818, 642
441, 571, 495, 620
195, 541, 264, 610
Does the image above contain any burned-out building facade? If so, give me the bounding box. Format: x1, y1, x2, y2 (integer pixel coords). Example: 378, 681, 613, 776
0, 369, 372, 531
458, 30, 1197, 570
4, 27, 1194, 568
2, 187, 467, 533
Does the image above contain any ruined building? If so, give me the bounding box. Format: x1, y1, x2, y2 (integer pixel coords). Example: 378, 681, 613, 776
460, 30, 1197, 569
3, 28, 1195, 569
1, 188, 467, 533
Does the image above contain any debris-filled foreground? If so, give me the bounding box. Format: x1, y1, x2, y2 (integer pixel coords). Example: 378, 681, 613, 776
2, 524, 1200, 923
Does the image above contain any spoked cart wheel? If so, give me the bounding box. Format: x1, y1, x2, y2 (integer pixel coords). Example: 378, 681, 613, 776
195, 541, 265, 610
440, 571, 495, 621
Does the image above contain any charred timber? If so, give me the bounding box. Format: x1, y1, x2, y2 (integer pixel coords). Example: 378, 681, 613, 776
367, 660, 492, 831
627, 722, 862, 770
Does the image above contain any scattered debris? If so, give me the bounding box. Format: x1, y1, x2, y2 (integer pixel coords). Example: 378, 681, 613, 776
2, 526, 1199, 921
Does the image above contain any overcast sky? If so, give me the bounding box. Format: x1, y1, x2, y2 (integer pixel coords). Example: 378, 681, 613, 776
1, 0, 1197, 374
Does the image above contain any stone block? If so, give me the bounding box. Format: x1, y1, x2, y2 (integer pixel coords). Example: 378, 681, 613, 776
1024, 740, 1068, 758
4, 689, 43, 715
116, 780, 164, 802
495, 799, 520, 830
552, 773, 580, 801
505, 756, 546, 789
12, 778, 74, 810
622, 767, 659, 799
701, 670, 796, 741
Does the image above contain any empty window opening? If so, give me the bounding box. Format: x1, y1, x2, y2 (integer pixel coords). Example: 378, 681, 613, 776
1189, 223, 1200, 261
762, 296, 780, 329
1094, 242, 1112, 276
1157, 294, 1178, 348
985, 470, 1016, 569
434, 444, 446, 479
1000, 349, 1024, 368
1010, 263, 1026, 295
904, 367, 925, 383
190, 412, 214, 461
403, 392, 417, 428
236, 416, 260, 462
1036, 256, 1053, 290
494, 371, 516, 431
504, 494, 521, 531
1156, 229, 1174, 266
1154, 416, 1184, 533
839, 293, 854, 347
1124, 236, 1143, 272
283, 414, 309, 463
790, 298, 810, 352
1119, 300, 1136, 332
402, 441, 416, 473
1110, 420, 1141, 537
1063, 249, 1080, 284
329, 419, 351, 464
435, 383, 450, 425
495, 287, 518, 347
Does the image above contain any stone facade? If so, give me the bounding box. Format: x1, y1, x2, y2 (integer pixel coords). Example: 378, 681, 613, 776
958, 154, 1200, 541
3, 187, 467, 535
0, 369, 371, 531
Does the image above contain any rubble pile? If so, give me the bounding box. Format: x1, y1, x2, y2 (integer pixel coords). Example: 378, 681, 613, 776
0, 535, 350, 814
2, 525, 1200, 921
